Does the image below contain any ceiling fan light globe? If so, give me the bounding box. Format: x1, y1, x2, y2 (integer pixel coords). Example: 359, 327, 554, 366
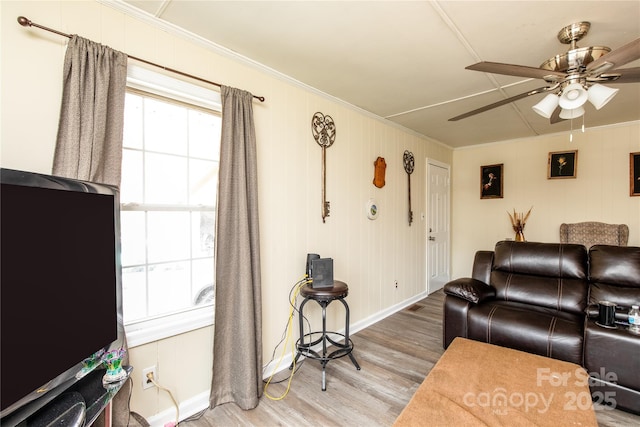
532, 94, 560, 118
559, 106, 585, 119
559, 83, 588, 109
587, 84, 619, 110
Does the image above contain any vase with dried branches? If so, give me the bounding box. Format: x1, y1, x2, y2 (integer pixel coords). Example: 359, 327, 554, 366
508, 207, 533, 242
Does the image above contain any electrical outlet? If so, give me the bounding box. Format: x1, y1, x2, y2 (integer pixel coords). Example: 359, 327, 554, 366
142, 366, 157, 390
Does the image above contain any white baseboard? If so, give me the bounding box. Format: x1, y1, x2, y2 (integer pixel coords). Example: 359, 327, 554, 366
145, 390, 210, 427
146, 292, 428, 426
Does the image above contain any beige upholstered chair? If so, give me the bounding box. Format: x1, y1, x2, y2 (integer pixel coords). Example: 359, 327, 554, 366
559, 222, 629, 248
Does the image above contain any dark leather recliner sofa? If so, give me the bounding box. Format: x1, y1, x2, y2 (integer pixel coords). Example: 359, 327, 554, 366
443, 241, 640, 414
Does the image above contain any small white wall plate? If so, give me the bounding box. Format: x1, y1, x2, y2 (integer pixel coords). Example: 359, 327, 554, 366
366, 199, 378, 220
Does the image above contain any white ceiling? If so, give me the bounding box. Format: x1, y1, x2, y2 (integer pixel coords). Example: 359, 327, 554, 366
119, 1, 640, 148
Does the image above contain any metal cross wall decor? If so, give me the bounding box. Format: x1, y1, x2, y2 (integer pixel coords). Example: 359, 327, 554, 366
403, 150, 415, 226
311, 112, 336, 223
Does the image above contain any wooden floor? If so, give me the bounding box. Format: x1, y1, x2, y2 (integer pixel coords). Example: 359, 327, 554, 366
181, 290, 640, 427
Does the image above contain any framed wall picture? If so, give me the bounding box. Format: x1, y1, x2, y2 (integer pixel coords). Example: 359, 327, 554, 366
480, 163, 503, 199
631, 152, 640, 197
548, 150, 578, 179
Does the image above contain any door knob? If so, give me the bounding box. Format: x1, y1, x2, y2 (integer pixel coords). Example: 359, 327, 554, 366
429, 236, 435, 241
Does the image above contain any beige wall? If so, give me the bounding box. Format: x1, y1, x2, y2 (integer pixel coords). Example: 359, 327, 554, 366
451, 122, 640, 278
4, 1, 638, 423
1, 1, 452, 422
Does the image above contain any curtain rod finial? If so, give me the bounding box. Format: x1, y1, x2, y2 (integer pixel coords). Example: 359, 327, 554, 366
17, 16, 32, 27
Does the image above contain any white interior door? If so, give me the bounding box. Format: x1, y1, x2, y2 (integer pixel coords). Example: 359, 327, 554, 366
426, 159, 450, 294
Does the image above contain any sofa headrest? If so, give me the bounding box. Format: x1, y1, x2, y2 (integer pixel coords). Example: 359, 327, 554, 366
589, 245, 640, 287
493, 241, 588, 279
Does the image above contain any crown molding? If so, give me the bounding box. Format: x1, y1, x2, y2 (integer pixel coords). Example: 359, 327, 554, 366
99, 1, 449, 149
453, 120, 640, 151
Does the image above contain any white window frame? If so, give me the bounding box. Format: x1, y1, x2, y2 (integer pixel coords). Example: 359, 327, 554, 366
123, 64, 222, 348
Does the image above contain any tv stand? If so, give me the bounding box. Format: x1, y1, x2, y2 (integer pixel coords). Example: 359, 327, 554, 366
2, 366, 132, 427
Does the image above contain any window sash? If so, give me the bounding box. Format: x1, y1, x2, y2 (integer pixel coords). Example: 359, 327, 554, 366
121, 65, 221, 347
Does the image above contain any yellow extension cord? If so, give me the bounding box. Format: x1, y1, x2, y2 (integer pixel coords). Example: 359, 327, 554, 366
263, 277, 309, 401
147, 375, 179, 425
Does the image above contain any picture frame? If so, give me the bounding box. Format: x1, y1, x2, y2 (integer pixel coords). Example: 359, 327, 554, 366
480, 163, 503, 199
631, 152, 640, 197
548, 150, 578, 179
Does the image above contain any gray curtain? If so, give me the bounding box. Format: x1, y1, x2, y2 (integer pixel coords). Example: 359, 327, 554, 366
53, 35, 127, 187
210, 86, 263, 410
52, 35, 131, 427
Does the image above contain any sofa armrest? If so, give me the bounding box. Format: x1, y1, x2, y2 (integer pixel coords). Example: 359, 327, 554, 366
444, 278, 495, 304
443, 296, 470, 349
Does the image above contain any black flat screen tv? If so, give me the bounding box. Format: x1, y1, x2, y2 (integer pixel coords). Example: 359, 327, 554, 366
0, 168, 124, 424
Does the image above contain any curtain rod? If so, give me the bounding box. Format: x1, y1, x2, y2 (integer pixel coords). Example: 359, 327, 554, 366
17, 16, 266, 102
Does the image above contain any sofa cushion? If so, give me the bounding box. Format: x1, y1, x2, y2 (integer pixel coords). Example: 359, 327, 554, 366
589, 245, 640, 308
490, 241, 589, 315
589, 245, 640, 286
493, 241, 588, 279
471, 250, 494, 284
467, 300, 584, 365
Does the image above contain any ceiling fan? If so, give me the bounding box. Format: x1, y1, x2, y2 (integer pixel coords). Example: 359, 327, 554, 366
450, 22, 640, 123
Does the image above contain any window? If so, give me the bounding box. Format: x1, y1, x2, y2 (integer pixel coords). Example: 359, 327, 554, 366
120, 66, 222, 346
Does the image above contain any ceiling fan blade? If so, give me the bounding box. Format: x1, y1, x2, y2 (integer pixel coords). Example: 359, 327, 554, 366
466, 62, 565, 80
586, 38, 640, 73
600, 67, 640, 83
449, 87, 551, 121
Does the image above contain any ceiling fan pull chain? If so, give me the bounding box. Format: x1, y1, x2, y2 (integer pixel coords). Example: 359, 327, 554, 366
570, 118, 574, 142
